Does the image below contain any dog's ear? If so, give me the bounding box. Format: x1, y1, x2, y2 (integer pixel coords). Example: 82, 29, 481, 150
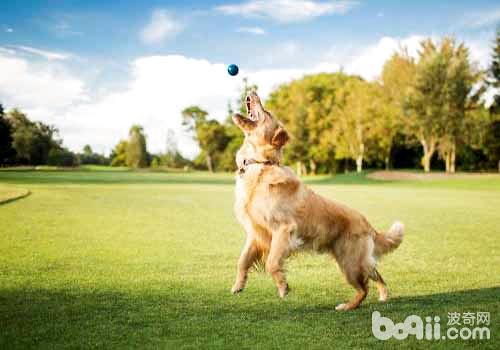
271, 127, 289, 148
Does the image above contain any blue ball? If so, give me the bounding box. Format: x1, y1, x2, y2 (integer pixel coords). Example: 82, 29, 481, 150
227, 64, 239, 76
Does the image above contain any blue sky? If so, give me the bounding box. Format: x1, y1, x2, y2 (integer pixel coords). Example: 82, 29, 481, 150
0, 0, 499, 156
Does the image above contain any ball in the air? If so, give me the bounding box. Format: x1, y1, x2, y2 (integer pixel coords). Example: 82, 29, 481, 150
227, 64, 239, 76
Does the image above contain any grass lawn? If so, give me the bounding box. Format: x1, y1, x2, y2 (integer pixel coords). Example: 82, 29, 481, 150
0, 169, 499, 349
0, 185, 30, 205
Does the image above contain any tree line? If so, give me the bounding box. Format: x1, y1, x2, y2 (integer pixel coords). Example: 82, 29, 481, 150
186, 35, 500, 174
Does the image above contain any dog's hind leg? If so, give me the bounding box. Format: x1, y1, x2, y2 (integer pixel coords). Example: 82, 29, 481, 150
335, 267, 369, 311
334, 236, 371, 311
369, 268, 388, 302
231, 238, 261, 294
266, 224, 295, 298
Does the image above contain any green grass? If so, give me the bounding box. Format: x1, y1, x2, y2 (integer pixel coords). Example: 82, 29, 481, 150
0, 169, 499, 349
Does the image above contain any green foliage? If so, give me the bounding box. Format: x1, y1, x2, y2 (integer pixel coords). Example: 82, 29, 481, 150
0, 103, 15, 165
488, 29, 500, 115
159, 151, 191, 168
182, 106, 229, 172
79, 144, 110, 165
126, 125, 148, 168
6, 108, 63, 165
395, 37, 481, 172
266, 73, 350, 173
47, 147, 79, 167
110, 140, 128, 167
150, 156, 159, 168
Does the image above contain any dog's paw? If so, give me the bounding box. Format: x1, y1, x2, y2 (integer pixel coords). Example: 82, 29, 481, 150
278, 284, 290, 298
335, 303, 349, 311
231, 284, 244, 294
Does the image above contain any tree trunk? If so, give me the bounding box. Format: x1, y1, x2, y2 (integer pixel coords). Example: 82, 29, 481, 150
421, 139, 436, 173
445, 152, 450, 173
206, 153, 213, 173
498, 160, 500, 173
356, 155, 363, 173
310, 160, 317, 175
385, 155, 390, 170
450, 143, 456, 173
296, 161, 303, 177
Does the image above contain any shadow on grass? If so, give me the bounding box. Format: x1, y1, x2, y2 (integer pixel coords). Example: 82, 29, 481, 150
0, 286, 497, 349
0, 189, 30, 206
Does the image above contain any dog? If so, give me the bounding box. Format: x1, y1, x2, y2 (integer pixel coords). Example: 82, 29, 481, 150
231, 91, 404, 311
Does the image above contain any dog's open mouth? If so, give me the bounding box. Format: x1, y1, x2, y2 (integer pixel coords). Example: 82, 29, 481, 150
246, 96, 256, 121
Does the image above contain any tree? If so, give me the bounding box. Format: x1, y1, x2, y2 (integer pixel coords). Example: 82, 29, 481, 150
487, 29, 500, 115
267, 82, 310, 175
79, 144, 109, 165
0, 104, 15, 165
485, 29, 500, 172
83, 145, 93, 155
267, 73, 350, 175
110, 140, 128, 166
437, 38, 480, 173
150, 157, 159, 168
406, 39, 450, 172
331, 78, 381, 173
404, 38, 480, 173
7, 108, 61, 165
126, 125, 148, 168
182, 106, 229, 172
380, 51, 417, 169
47, 148, 78, 167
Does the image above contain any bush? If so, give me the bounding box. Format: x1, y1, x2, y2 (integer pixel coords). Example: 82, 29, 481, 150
47, 148, 78, 167
150, 157, 159, 168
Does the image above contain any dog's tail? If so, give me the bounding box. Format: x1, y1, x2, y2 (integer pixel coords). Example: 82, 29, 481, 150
374, 221, 404, 257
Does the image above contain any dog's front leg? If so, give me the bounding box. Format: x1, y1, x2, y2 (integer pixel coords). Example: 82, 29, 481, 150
231, 237, 260, 294
266, 224, 294, 298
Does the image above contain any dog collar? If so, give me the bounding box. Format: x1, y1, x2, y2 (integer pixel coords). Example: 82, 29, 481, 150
238, 159, 278, 175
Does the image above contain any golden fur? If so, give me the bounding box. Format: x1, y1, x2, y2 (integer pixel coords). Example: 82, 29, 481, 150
231, 92, 404, 311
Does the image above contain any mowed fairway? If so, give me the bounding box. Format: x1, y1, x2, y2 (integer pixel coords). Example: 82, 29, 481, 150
0, 169, 499, 349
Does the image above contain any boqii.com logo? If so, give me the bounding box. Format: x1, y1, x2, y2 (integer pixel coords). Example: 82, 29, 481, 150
372, 311, 491, 341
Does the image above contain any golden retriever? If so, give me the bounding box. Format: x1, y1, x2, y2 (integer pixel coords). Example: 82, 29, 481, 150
231, 91, 404, 311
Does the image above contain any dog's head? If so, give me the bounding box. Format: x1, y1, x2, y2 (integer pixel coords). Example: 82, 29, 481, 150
233, 91, 289, 169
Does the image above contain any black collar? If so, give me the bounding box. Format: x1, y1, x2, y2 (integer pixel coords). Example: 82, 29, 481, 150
238, 158, 279, 175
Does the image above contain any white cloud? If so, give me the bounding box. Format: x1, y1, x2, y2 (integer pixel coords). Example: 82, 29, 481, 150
0, 47, 16, 55
0, 53, 87, 119
342, 35, 425, 80
465, 33, 494, 69
141, 9, 182, 44
14, 46, 73, 61
463, 8, 500, 28
236, 26, 267, 35
6, 27, 13, 33
216, 0, 358, 23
